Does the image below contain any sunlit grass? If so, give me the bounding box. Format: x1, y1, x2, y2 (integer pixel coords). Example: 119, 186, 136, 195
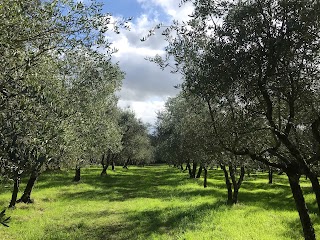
0, 165, 319, 239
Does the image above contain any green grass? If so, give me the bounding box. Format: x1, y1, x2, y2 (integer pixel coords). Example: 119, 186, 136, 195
0, 165, 319, 239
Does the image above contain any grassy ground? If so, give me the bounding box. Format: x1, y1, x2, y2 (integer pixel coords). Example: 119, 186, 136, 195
0, 165, 319, 240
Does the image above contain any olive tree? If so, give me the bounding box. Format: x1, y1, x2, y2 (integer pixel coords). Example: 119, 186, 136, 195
0, 0, 128, 206
62, 48, 123, 181
151, 0, 320, 238
155, 92, 247, 202
117, 110, 154, 169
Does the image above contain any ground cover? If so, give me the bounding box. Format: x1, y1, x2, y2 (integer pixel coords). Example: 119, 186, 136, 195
0, 165, 319, 239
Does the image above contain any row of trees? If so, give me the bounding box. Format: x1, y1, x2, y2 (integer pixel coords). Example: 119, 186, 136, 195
0, 0, 153, 209
155, 93, 247, 202
152, 0, 320, 239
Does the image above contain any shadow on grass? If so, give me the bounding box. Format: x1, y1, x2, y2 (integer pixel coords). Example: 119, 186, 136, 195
281, 213, 320, 239
8, 165, 319, 239
57, 167, 218, 202
44, 201, 227, 240
36, 166, 314, 214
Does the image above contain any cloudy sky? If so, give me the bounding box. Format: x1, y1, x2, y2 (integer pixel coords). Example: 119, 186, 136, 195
100, 0, 194, 127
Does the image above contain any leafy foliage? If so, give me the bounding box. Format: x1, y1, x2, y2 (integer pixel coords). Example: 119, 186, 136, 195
117, 109, 154, 166
0, 0, 130, 206
151, 0, 320, 238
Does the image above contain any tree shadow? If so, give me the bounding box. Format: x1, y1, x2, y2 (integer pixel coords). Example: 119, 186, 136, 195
43, 201, 227, 240
45, 166, 316, 215
4, 165, 318, 239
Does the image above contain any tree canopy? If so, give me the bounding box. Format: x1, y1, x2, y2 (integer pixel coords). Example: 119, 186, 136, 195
152, 0, 320, 239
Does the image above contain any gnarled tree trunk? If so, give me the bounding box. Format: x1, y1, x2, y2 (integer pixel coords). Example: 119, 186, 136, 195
18, 170, 38, 203
101, 153, 111, 176
221, 164, 245, 205
9, 174, 20, 208
306, 171, 320, 214
220, 164, 233, 205
230, 165, 245, 204
287, 172, 315, 240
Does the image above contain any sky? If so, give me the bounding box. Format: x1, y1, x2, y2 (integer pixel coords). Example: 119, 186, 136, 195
100, 0, 194, 128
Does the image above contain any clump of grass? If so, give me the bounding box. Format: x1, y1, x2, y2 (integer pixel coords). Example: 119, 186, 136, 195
0, 166, 318, 239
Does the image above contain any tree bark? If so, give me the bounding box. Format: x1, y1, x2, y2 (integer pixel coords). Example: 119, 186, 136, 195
191, 162, 197, 178
307, 171, 320, 214
17, 170, 38, 203
203, 167, 208, 188
9, 175, 20, 208
73, 166, 81, 182
287, 172, 315, 240
268, 167, 273, 184
196, 165, 203, 178
112, 161, 115, 171
101, 153, 112, 175
186, 162, 192, 178
220, 164, 233, 205
232, 166, 245, 204
100, 165, 109, 176
100, 154, 105, 168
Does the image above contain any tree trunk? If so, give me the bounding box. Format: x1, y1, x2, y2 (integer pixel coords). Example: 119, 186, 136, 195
203, 167, 208, 188
101, 153, 112, 175
180, 164, 183, 171
123, 157, 130, 169
100, 165, 109, 176
186, 162, 192, 178
287, 172, 315, 240
184, 163, 189, 171
73, 166, 81, 182
232, 166, 245, 204
307, 171, 320, 214
112, 161, 115, 171
191, 162, 197, 178
196, 165, 203, 178
268, 167, 273, 184
220, 164, 233, 205
17, 170, 38, 203
9, 175, 20, 208
100, 154, 105, 168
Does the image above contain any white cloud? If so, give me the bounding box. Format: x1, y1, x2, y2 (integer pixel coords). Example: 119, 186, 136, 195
105, 1, 193, 126
137, 0, 194, 21
118, 99, 166, 126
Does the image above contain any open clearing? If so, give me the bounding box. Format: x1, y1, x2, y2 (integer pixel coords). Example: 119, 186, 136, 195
0, 165, 319, 239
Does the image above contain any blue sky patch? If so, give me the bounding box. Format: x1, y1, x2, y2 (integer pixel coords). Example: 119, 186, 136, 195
102, 0, 143, 18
